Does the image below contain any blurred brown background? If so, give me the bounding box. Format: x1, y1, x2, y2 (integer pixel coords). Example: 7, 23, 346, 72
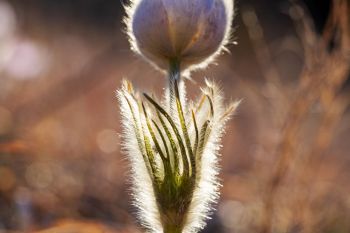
0, 0, 349, 232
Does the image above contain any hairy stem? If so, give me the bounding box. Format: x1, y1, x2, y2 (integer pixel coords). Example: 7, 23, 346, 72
168, 60, 181, 112
163, 224, 182, 233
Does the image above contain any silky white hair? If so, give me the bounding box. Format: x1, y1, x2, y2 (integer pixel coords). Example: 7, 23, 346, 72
117, 79, 239, 233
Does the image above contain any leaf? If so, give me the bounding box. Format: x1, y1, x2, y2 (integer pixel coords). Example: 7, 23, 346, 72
144, 93, 190, 179
142, 102, 171, 177
123, 94, 153, 179
191, 110, 199, 159
174, 79, 195, 178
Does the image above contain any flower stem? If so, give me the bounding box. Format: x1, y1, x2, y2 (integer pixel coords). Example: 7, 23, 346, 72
168, 59, 181, 113
163, 224, 182, 233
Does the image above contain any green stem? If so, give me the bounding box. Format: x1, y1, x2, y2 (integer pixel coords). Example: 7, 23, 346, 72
163, 224, 182, 233
168, 60, 181, 112
169, 60, 180, 78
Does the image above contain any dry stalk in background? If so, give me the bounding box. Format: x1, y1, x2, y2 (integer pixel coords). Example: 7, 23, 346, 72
252, 1, 350, 233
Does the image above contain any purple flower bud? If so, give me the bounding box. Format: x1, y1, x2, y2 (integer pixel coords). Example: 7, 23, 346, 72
126, 0, 234, 72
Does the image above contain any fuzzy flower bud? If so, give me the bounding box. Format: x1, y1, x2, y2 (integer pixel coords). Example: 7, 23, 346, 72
125, 0, 234, 71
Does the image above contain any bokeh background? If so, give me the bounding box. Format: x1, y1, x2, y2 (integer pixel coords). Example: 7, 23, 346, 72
0, 0, 349, 232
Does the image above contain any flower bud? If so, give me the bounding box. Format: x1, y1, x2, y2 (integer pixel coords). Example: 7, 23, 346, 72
126, 0, 234, 71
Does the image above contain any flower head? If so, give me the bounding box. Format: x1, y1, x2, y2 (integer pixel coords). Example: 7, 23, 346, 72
125, 0, 234, 72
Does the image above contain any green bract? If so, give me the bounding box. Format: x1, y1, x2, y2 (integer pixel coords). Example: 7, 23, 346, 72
118, 63, 238, 232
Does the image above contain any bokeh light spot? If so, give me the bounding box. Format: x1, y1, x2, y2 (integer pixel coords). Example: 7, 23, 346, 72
0, 0, 16, 39
219, 200, 247, 230
96, 129, 119, 154
25, 162, 53, 189
4, 40, 50, 80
